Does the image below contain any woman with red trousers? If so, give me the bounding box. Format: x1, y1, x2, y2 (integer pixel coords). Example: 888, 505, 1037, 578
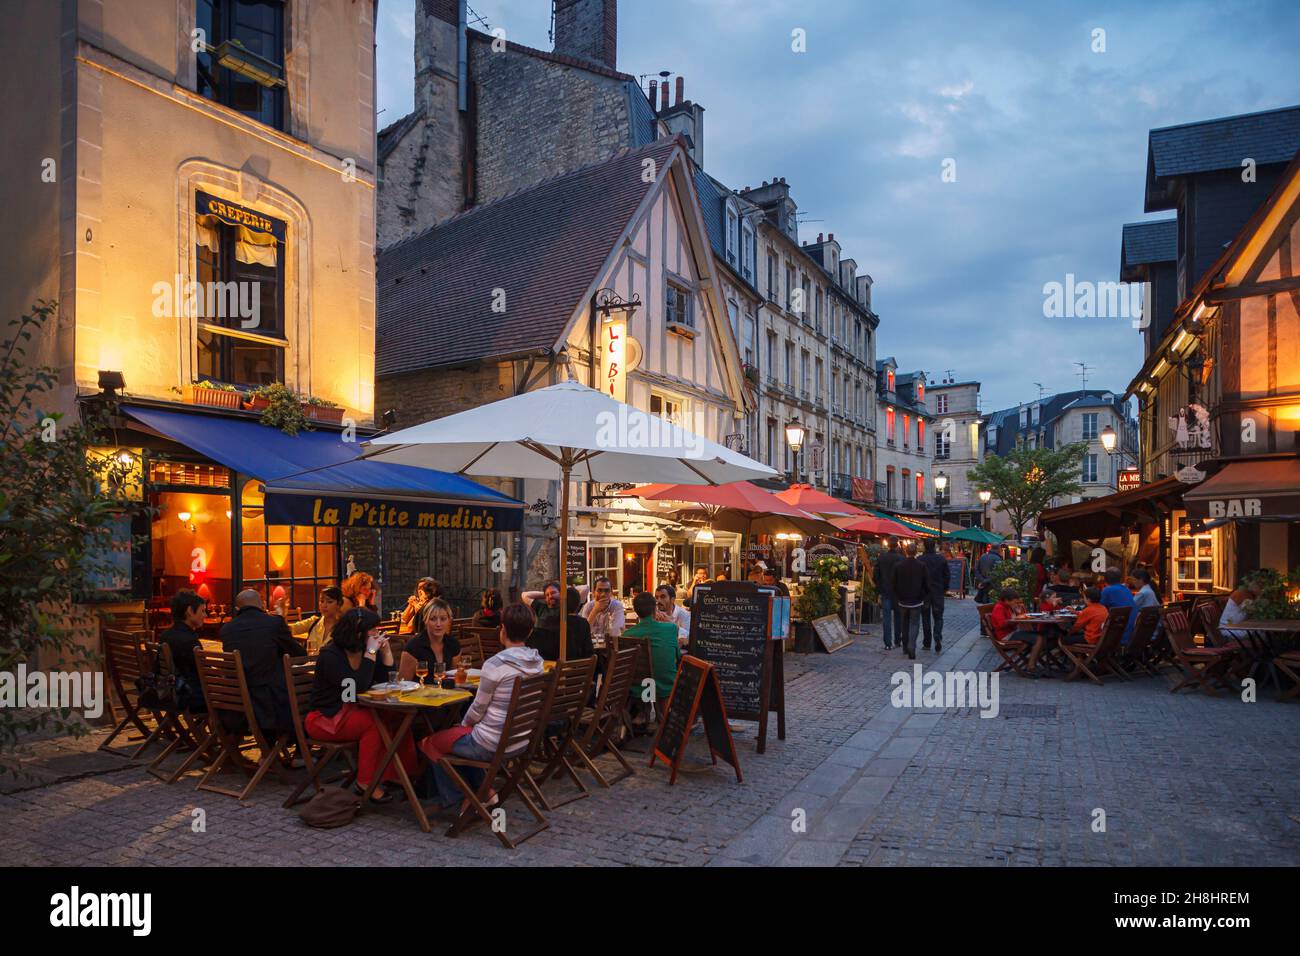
305, 608, 413, 803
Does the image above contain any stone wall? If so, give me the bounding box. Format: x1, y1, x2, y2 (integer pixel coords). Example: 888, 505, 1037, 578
469, 40, 632, 206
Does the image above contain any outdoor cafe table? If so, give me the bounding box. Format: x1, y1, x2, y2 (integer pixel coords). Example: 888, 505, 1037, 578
1229, 620, 1300, 692
356, 686, 473, 833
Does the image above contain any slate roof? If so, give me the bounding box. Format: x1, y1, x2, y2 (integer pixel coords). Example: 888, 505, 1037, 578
377, 137, 682, 377
1146, 105, 1300, 209
378, 109, 422, 165
1120, 219, 1177, 274
983, 389, 1128, 455
1149, 105, 1300, 178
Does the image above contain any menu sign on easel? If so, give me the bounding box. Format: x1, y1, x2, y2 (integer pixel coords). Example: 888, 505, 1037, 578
688, 581, 785, 754
649, 656, 741, 785
565, 538, 588, 586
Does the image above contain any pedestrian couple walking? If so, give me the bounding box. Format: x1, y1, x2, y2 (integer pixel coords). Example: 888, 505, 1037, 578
873, 538, 950, 658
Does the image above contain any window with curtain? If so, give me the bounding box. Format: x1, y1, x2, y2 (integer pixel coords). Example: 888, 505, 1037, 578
194, 191, 286, 387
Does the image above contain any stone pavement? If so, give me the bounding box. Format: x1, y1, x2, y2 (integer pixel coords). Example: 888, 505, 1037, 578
2, 598, 1298, 867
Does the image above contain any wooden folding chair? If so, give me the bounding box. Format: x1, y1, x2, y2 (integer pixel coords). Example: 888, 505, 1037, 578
1275, 650, 1300, 701
193, 649, 295, 801
462, 626, 502, 660
615, 634, 657, 734
439, 670, 557, 849
98, 628, 156, 755
978, 603, 1033, 677
1058, 607, 1129, 685
526, 656, 597, 810
281, 656, 359, 808
135, 642, 207, 775
456, 633, 485, 668
573, 646, 638, 787
1164, 609, 1238, 696
1117, 607, 1161, 676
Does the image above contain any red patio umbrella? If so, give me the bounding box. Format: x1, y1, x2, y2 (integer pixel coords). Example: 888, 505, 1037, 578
774, 483, 866, 517
627, 481, 812, 517
830, 514, 914, 537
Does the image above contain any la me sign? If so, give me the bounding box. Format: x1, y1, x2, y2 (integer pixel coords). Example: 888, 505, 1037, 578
1207, 498, 1261, 518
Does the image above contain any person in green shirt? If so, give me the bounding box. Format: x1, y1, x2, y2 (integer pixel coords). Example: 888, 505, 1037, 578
623, 590, 680, 704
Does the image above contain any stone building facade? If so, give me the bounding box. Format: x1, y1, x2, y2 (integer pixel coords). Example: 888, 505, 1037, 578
924, 376, 985, 527
377, 0, 655, 248
875, 360, 935, 517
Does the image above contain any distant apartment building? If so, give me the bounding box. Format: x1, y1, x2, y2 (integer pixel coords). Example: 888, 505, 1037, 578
875, 359, 934, 517
925, 375, 984, 527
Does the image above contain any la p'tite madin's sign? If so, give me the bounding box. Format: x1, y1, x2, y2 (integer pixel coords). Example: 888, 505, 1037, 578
264, 494, 522, 532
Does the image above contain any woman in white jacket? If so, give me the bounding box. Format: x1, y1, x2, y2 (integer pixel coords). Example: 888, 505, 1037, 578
424, 602, 545, 812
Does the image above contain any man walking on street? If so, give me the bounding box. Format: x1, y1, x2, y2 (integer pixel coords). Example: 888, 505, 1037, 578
873, 538, 903, 649
894, 543, 930, 659
918, 539, 950, 652
975, 544, 1002, 603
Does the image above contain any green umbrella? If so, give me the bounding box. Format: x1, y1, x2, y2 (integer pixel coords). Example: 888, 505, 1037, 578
948, 526, 1004, 544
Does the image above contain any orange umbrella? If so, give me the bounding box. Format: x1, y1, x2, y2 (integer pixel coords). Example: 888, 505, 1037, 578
774, 483, 866, 517
625, 480, 813, 517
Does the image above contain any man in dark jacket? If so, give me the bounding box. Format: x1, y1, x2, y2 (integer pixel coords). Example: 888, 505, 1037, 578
219, 589, 306, 735
893, 544, 930, 659
873, 539, 903, 649
918, 539, 951, 653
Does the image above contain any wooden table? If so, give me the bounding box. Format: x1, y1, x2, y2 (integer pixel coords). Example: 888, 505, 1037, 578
1009, 614, 1078, 627
1235, 619, 1300, 633
355, 686, 472, 833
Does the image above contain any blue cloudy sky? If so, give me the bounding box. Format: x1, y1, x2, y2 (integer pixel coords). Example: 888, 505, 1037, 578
375, 0, 1300, 413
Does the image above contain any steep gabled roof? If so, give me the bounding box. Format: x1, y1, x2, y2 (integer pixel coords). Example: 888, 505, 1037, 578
377, 137, 682, 377
378, 109, 422, 165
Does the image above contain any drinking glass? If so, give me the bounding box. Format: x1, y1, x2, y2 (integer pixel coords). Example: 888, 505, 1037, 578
415, 661, 429, 686
434, 661, 447, 684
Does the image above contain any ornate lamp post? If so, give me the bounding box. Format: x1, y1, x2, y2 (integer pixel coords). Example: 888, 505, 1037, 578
934, 471, 948, 541
784, 418, 806, 485
978, 488, 992, 530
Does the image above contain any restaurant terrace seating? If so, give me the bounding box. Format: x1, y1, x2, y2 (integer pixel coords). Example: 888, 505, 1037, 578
1118, 607, 1162, 676
134, 641, 205, 769
977, 602, 1033, 677
526, 655, 597, 810
98, 628, 155, 756
1163, 608, 1239, 696
1276, 651, 1300, 701
439, 669, 557, 849
194, 648, 296, 802
281, 656, 359, 808
1058, 607, 1129, 685
573, 645, 639, 787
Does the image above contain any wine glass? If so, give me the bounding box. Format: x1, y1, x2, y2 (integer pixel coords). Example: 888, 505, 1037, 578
415, 661, 429, 687
434, 661, 447, 685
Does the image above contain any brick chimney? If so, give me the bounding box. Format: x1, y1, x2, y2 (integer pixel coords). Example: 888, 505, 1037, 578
552, 0, 617, 71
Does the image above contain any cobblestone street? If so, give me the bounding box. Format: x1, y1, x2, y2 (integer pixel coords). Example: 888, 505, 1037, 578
2, 598, 1298, 867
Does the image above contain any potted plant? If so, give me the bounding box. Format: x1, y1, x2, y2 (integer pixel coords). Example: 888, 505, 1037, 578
187, 380, 243, 409
793, 555, 847, 652
1243, 567, 1300, 620
303, 394, 344, 423
247, 383, 311, 436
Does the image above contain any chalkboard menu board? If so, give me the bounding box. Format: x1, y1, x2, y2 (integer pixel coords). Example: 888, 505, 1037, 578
688, 581, 784, 754
650, 656, 741, 785
812, 613, 854, 653
945, 557, 967, 597
565, 538, 588, 586
342, 526, 382, 599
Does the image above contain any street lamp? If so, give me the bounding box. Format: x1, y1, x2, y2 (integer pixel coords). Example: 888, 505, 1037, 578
784, 418, 806, 485
934, 472, 948, 542
978, 488, 992, 530
1099, 424, 1117, 454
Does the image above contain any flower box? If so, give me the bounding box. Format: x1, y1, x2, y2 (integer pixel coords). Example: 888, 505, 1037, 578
189, 384, 244, 409
305, 404, 345, 423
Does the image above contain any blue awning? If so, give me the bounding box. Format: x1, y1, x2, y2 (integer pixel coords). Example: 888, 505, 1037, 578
125, 405, 523, 532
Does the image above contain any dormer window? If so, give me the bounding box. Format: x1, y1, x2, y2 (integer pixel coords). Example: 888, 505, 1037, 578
726, 205, 739, 267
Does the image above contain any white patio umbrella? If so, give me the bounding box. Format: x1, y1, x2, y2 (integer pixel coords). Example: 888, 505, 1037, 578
361, 380, 777, 659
